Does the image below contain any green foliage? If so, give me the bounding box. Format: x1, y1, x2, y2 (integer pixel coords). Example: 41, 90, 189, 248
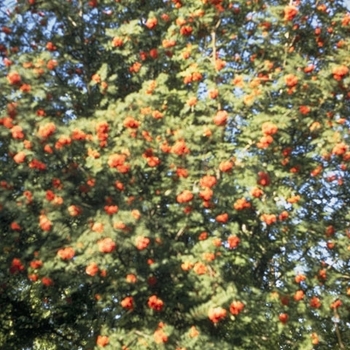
1, 0, 350, 349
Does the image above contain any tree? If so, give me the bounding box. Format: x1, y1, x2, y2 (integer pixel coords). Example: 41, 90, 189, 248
1, 0, 350, 349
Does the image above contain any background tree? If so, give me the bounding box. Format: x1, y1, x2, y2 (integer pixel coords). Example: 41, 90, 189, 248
1, 0, 350, 349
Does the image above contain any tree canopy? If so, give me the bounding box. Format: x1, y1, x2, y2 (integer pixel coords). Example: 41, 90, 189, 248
1, 0, 350, 349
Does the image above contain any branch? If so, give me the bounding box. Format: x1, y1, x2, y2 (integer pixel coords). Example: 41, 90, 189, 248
333, 310, 345, 350
211, 19, 221, 68
175, 226, 186, 240
211, 30, 216, 68
134, 330, 150, 338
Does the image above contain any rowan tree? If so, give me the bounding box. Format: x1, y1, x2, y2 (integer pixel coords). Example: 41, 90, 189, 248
1, 0, 350, 349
